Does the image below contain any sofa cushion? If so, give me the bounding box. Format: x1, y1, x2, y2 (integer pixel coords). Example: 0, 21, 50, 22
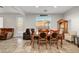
0, 29, 1, 34
7, 32, 13, 39
69, 31, 77, 36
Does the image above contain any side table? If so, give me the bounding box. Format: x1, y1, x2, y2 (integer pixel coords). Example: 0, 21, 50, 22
77, 36, 79, 47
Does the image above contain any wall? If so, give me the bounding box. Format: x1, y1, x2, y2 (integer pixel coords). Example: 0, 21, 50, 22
23, 14, 63, 31
64, 7, 79, 35
0, 13, 63, 37
50, 14, 64, 29
23, 14, 39, 32
0, 17, 3, 28
0, 14, 21, 37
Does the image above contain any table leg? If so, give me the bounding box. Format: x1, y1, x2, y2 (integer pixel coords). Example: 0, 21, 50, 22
38, 39, 41, 49
61, 36, 63, 48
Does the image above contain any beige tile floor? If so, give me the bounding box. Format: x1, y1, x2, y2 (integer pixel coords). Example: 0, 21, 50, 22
0, 37, 79, 53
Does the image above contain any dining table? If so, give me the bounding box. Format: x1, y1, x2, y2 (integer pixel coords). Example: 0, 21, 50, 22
31, 29, 64, 48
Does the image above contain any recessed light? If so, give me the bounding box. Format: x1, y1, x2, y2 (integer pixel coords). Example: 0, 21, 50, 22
44, 9, 47, 12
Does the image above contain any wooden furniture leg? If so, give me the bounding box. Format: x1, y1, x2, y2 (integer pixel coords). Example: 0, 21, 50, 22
46, 38, 48, 49
31, 35, 34, 48
50, 39, 51, 49
56, 40, 59, 49
38, 38, 41, 49
61, 36, 63, 48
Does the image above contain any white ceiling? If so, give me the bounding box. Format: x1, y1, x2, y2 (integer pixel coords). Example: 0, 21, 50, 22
0, 6, 73, 14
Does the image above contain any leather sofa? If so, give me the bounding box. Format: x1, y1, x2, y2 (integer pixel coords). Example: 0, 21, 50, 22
23, 28, 31, 40
0, 28, 14, 40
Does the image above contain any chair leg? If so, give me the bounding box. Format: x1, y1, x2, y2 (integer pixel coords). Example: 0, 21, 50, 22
61, 37, 63, 48
31, 39, 34, 48
31, 40, 34, 48
50, 39, 51, 49
31, 36, 34, 48
30, 40, 32, 45
38, 39, 41, 49
61, 39, 62, 48
56, 41, 59, 49
46, 39, 48, 49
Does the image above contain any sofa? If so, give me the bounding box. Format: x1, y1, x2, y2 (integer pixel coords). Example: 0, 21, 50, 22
64, 31, 77, 42
0, 28, 14, 40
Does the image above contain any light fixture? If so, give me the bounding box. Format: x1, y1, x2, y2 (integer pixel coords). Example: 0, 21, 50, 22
35, 6, 39, 8
0, 6, 4, 8
54, 6, 57, 8
44, 9, 47, 12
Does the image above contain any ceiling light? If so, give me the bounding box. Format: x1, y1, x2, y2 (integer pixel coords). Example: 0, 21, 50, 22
44, 9, 47, 12
35, 6, 39, 8
0, 6, 4, 8
54, 6, 57, 8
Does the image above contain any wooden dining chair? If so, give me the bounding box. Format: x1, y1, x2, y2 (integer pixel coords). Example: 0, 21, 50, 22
58, 29, 64, 48
31, 28, 35, 48
38, 29, 49, 49
50, 31, 59, 49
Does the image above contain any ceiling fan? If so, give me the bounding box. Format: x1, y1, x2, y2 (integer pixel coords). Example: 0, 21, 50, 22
0, 6, 4, 8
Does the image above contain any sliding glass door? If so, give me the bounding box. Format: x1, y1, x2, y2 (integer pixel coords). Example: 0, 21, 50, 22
17, 17, 23, 37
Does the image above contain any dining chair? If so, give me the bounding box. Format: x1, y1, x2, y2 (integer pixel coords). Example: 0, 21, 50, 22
31, 28, 35, 48
50, 31, 59, 49
58, 29, 64, 48
38, 29, 49, 49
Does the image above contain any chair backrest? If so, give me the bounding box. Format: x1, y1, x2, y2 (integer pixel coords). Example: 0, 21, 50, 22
26, 28, 30, 35
69, 31, 77, 36
51, 32, 58, 38
31, 28, 35, 35
40, 32, 47, 38
38, 29, 49, 38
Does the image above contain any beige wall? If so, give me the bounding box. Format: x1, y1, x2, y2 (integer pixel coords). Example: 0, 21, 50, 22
64, 7, 79, 35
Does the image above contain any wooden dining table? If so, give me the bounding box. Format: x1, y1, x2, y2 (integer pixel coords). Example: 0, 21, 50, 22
34, 32, 63, 44
31, 29, 64, 48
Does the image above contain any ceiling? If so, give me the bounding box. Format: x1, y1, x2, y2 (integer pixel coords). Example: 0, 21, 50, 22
0, 6, 73, 15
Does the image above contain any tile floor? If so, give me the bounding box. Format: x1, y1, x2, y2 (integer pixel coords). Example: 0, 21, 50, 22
0, 37, 79, 53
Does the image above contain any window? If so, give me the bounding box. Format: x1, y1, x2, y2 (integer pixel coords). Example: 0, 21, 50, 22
17, 17, 23, 27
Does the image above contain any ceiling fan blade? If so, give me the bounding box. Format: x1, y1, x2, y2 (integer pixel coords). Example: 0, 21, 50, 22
0, 6, 4, 8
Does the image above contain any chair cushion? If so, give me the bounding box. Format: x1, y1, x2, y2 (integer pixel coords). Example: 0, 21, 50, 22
0, 29, 1, 34
52, 33, 58, 38
40, 32, 46, 38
